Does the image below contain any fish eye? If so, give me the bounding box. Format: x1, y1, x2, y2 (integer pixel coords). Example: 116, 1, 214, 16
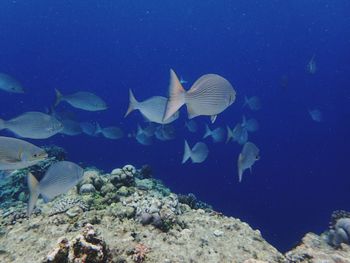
33, 154, 38, 158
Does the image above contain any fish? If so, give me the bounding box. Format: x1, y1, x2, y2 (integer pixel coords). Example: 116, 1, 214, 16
125, 90, 179, 124
163, 69, 236, 123
27, 161, 84, 216
182, 140, 209, 164
55, 89, 107, 111
155, 124, 176, 141
203, 124, 225, 143
237, 142, 260, 182
96, 124, 124, 140
0, 136, 48, 170
0, 73, 24, 93
241, 116, 259, 132
135, 125, 153, 145
60, 119, 83, 136
185, 120, 198, 133
309, 109, 322, 122
306, 55, 317, 74
243, 96, 262, 111
226, 123, 248, 144
0, 111, 63, 139
80, 122, 98, 136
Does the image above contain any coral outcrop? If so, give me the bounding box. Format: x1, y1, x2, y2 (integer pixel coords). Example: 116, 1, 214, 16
2, 162, 350, 262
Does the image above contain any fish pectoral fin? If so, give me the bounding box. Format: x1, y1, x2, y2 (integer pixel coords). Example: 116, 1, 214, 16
41, 194, 51, 203
249, 166, 253, 174
2, 156, 21, 163
186, 104, 199, 119
210, 115, 217, 123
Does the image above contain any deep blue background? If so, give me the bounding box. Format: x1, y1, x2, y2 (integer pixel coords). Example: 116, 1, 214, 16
0, 0, 349, 252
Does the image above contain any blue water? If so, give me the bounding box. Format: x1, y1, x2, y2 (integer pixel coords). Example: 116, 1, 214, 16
1, 0, 349, 252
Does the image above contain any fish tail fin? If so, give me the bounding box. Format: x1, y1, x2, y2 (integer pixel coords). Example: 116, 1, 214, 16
163, 69, 186, 122
182, 140, 192, 164
95, 123, 103, 135
203, 124, 212, 139
226, 125, 233, 143
243, 96, 248, 108
238, 154, 243, 183
0, 119, 5, 130
27, 173, 40, 217
125, 89, 139, 117
54, 89, 63, 107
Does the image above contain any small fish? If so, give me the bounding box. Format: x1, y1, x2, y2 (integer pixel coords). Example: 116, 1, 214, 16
237, 142, 260, 182
27, 161, 84, 216
155, 124, 176, 141
309, 109, 322, 122
80, 122, 98, 136
241, 116, 259, 132
125, 90, 179, 124
135, 125, 153, 145
226, 123, 248, 144
96, 124, 124, 140
185, 120, 198, 133
203, 124, 225, 143
306, 55, 317, 74
55, 89, 107, 111
60, 119, 83, 136
182, 140, 209, 164
0, 136, 47, 170
0, 111, 63, 139
243, 96, 262, 111
163, 69, 236, 123
0, 73, 24, 93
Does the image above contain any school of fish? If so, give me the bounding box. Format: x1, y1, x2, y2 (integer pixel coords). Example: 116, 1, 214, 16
4, 61, 325, 216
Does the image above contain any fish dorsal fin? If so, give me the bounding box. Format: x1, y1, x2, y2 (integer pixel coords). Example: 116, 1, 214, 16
163, 69, 186, 122
210, 115, 217, 123
186, 104, 199, 119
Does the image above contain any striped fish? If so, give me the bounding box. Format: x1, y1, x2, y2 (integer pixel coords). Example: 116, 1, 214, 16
27, 161, 84, 216
163, 69, 236, 123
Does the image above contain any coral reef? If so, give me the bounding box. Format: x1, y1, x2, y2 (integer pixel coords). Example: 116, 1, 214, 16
4, 162, 350, 263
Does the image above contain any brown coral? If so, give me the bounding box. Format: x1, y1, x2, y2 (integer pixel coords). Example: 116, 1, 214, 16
132, 243, 150, 263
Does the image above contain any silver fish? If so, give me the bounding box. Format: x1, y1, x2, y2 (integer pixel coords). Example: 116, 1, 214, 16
0, 136, 47, 170
125, 90, 179, 124
163, 69, 236, 123
0, 73, 24, 93
226, 123, 248, 144
96, 124, 123, 140
60, 119, 82, 136
135, 125, 153, 145
243, 96, 262, 111
242, 116, 259, 132
27, 161, 84, 216
0, 111, 63, 139
306, 55, 317, 74
185, 120, 198, 133
203, 124, 225, 143
80, 122, 98, 136
182, 140, 209, 164
155, 124, 176, 141
55, 89, 107, 111
237, 142, 260, 182
309, 109, 322, 122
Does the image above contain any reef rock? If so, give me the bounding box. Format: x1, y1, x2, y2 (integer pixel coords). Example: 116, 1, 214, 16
0, 164, 287, 263
285, 232, 350, 263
